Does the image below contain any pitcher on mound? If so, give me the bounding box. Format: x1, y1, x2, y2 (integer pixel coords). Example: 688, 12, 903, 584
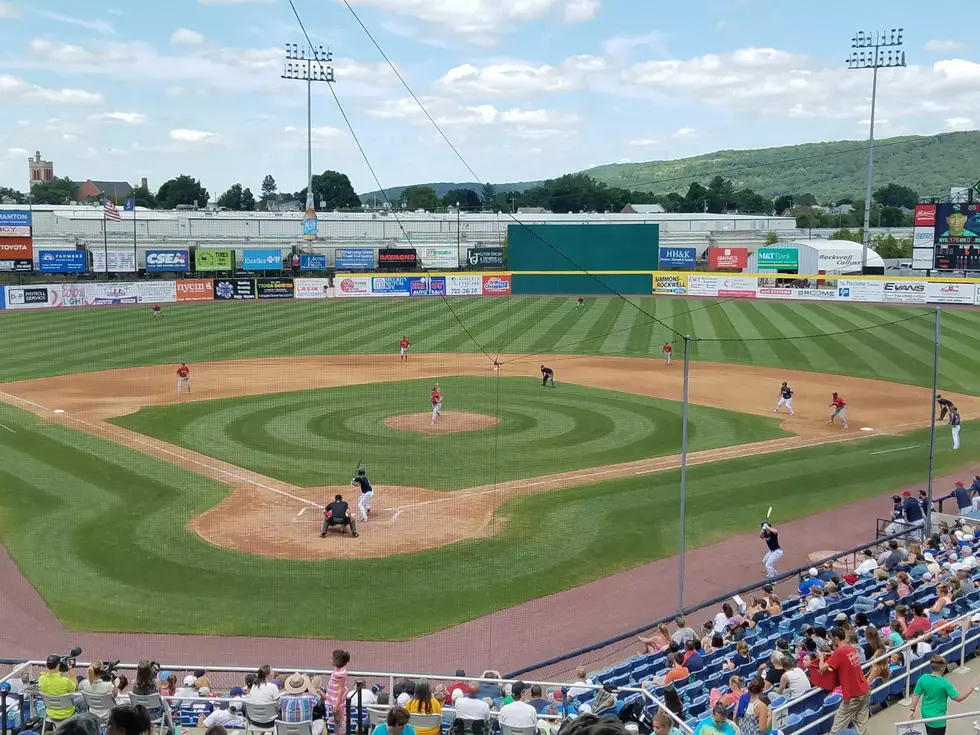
431, 383, 442, 424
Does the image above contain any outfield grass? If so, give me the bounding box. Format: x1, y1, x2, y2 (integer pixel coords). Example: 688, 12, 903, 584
0, 298, 976, 395
0, 399, 974, 639
109, 377, 788, 489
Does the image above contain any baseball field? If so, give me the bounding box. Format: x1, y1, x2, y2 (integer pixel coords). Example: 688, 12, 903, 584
0, 295, 979, 641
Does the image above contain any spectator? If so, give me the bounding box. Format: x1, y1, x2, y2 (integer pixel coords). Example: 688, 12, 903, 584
805, 586, 827, 612
648, 654, 689, 688
712, 677, 744, 709
706, 634, 725, 653
280, 673, 325, 735
879, 540, 907, 570
738, 678, 771, 735
498, 682, 537, 728
652, 712, 684, 735
39, 654, 77, 723
347, 682, 378, 708
866, 657, 890, 685
907, 604, 933, 638
693, 703, 737, 735
55, 714, 101, 735
924, 553, 941, 577
106, 705, 152, 735
248, 665, 280, 704
684, 640, 704, 673
766, 595, 782, 616
163, 675, 178, 700
824, 582, 840, 602
671, 617, 697, 646
819, 627, 871, 734
725, 641, 751, 671
775, 657, 810, 699
372, 706, 417, 735
638, 625, 671, 655
528, 685, 550, 714
896, 572, 913, 597
477, 671, 503, 700
194, 671, 212, 690
855, 550, 878, 576
659, 687, 684, 723
198, 700, 245, 730
798, 568, 824, 596
173, 675, 198, 704
931, 584, 953, 617
114, 675, 131, 706
326, 650, 350, 733
446, 671, 467, 702
563, 714, 630, 735
406, 679, 442, 735
453, 682, 490, 727
397, 681, 416, 707
862, 627, 886, 662
79, 663, 116, 720
130, 662, 164, 721
818, 561, 837, 582
713, 603, 739, 632
746, 598, 769, 626
910, 655, 978, 735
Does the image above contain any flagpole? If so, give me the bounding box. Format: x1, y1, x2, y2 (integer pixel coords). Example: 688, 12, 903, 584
103, 195, 108, 282
132, 198, 137, 273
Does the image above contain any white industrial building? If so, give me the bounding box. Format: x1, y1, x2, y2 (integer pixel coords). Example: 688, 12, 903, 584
746, 240, 885, 274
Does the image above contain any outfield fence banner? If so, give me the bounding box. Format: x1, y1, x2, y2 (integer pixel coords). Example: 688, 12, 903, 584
334, 276, 373, 298
84, 282, 140, 306
482, 274, 511, 295
195, 249, 234, 272
136, 281, 177, 304
299, 254, 327, 271
145, 249, 190, 272
926, 281, 974, 305
0, 285, 4, 309
371, 276, 411, 295
409, 275, 447, 296
256, 277, 294, 299
243, 249, 283, 271
708, 247, 747, 269
92, 250, 136, 273
466, 247, 504, 268
680, 274, 757, 298
446, 274, 483, 296
653, 273, 688, 294
0, 225, 31, 237
335, 248, 375, 270
418, 246, 459, 269
0, 259, 33, 272
882, 280, 927, 305
836, 279, 884, 303
294, 278, 330, 299
60, 283, 86, 307
0, 211, 30, 227
378, 248, 418, 269
757, 286, 838, 301
0, 236, 33, 260
4, 284, 60, 310
176, 279, 214, 302
214, 279, 256, 300
38, 250, 86, 273
658, 247, 697, 269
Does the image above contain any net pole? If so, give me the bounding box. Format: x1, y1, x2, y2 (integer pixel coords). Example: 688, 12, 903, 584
926, 307, 941, 536
678, 335, 691, 612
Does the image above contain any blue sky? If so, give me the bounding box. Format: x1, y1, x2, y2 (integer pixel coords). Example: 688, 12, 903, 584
0, 0, 976, 196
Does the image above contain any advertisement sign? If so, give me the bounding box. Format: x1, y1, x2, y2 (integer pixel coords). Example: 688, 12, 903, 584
243, 249, 283, 271
0, 212, 30, 226
176, 279, 214, 302
756, 248, 799, 269
0, 225, 31, 237
0, 236, 33, 259
335, 248, 375, 270
145, 249, 190, 272
466, 248, 505, 268
195, 249, 234, 272
256, 277, 294, 299
92, 250, 136, 273
302, 192, 318, 242
39, 250, 86, 273
299, 254, 327, 271
482, 274, 511, 295
717, 276, 757, 298
913, 228, 935, 249
757, 288, 794, 299
836, 279, 883, 303
446, 275, 483, 296
658, 247, 697, 269
926, 282, 973, 305
687, 275, 720, 297
409, 276, 447, 296
912, 250, 934, 270
708, 247, 748, 270
84, 282, 140, 306
5, 285, 59, 310
60, 283, 86, 308
935, 203, 980, 245
0, 259, 33, 272
914, 204, 937, 228
791, 288, 838, 301
294, 278, 331, 299
371, 276, 411, 295
817, 250, 863, 272
881, 280, 927, 305
137, 281, 177, 304
378, 248, 417, 269
0, 285, 4, 309
418, 246, 459, 269
214, 279, 257, 300
653, 274, 688, 294
335, 276, 373, 298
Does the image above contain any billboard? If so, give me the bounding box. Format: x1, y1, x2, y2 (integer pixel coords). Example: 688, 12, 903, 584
0, 236, 33, 260
708, 247, 747, 269
482, 274, 511, 295
92, 250, 136, 273
371, 276, 411, 295
914, 204, 937, 228
446, 275, 483, 296
836, 280, 883, 303
409, 276, 447, 296
137, 281, 177, 304
335, 248, 375, 270
881, 280, 927, 305
658, 247, 697, 269
0, 225, 31, 237
912, 249, 934, 270
39, 250, 86, 273
176, 279, 214, 302
378, 248, 417, 269
817, 250, 862, 272
935, 203, 980, 245
84, 283, 140, 306
0, 212, 30, 226
756, 247, 798, 269
243, 249, 283, 271
294, 278, 330, 299
335, 276, 373, 298
256, 278, 294, 299
299, 254, 327, 271
0, 260, 33, 272
926, 282, 973, 305
214, 279, 257, 300
418, 246, 459, 269
466, 248, 504, 268
60, 283, 86, 308
145, 249, 190, 272
653, 274, 688, 294
195, 249, 234, 271
5, 285, 60, 310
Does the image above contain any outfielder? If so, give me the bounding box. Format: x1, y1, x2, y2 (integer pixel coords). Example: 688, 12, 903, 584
177, 363, 191, 394
351, 467, 374, 522
951, 409, 961, 450
662, 342, 672, 366
937, 394, 957, 424
775, 382, 794, 415
828, 392, 847, 430
399, 336, 411, 362
540, 365, 555, 388
431, 383, 442, 424
760, 522, 782, 578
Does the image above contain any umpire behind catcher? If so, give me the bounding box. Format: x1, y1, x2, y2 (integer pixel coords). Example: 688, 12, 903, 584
321, 495, 359, 538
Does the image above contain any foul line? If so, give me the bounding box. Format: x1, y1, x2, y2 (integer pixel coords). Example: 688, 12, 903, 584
0, 423, 15, 434
869, 445, 922, 455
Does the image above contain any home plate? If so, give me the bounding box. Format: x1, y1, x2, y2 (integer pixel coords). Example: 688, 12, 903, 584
860, 427, 874, 432
53, 409, 65, 414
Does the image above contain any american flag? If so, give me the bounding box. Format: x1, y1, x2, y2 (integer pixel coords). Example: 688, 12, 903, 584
103, 197, 121, 222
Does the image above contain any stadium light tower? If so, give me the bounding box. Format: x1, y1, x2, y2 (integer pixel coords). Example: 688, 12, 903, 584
282, 43, 335, 200
846, 28, 906, 271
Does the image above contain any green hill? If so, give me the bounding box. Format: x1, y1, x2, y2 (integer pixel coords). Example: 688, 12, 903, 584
359, 179, 543, 203
584, 131, 980, 201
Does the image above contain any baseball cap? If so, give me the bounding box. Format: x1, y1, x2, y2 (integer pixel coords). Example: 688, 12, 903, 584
229, 687, 245, 697
951, 204, 965, 214
511, 681, 528, 699
903, 491, 912, 497
956, 481, 964, 487
923, 572, 933, 581
184, 675, 197, 686
834, 613, 849, 622
808, 567, 818, 577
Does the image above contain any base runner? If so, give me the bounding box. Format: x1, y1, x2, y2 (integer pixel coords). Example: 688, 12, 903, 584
352, 468, 374, 522
177, 363, 191, 394
775, 382, 794, 415
431, 383, 442, 424
828, 392, 848, 430
662, 342, 672, 366
761, 522, 782, 578
399, 336, 411, 362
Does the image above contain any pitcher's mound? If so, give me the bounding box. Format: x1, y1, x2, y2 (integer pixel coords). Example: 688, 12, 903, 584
384, 411, 499, 435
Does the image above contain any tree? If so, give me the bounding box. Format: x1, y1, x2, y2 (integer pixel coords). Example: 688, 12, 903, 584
764, 231, 780, 245
131, 185, 157, 209
443, 188, 481, 210
260, 174, 278, 203
29, 177, 78, 205
734, 188, 773, 214
0, 187, 27, 204
879, 206, 906, 227
241, 187, 256, 212
705, 176, 736, 213
157, 175, 209, 209
217, 183, 245, 211
400, 185, 441, 212
873, 183, 918, 210
835, 197, 855, 207
795, 192, 818, 207
872, 234, 913, 259
481, 182, 497, 206
828, 228, 863, 243
296, 170, 361, 211
682, 182, 709, 213
773, 195, 794, 214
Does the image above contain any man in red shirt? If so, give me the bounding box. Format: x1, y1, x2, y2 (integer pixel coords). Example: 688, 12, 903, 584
431, 384, 442, 425
662, 342, 672, 366
177, 363, 191, 395
399, 336, 411, 362
828, 392, 848, 430
906, 603, 932, 638
819, 627, 870, 734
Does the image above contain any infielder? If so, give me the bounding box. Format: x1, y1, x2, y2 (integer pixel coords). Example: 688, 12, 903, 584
760, 522, 782, 578
430, 383, 442, 424
177, 363, 191, 394
828, 392, 847, 430
951, 409, 961, 450
775, 382, 794, 415
540, 365, 555, 388
399, 336, 411, 362
662, 342, 672, 366
937, 394, 957, 424
351, 468, 374, 522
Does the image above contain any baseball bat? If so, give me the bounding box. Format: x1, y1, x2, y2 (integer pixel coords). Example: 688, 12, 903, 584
767, 506, 773, 519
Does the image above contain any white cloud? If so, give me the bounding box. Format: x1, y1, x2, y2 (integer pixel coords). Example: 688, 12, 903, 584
0, 2, 21, 19
629, 139, 658, 147
90, 111, 147, 124
6, 147, 28, 157
39, 11, 116, 36
436, 55, 606, 96
945, 117, 975, 131
925, 40, 968, 52
171, 29, 206, 46
672, 127, 697, 138
169, 129, 218, 142
283, 125, 297, 133
0, 74, 103, 104
603, 32, 669, 60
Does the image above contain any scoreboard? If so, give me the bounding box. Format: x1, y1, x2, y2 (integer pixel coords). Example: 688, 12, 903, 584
933, 202, 980, 271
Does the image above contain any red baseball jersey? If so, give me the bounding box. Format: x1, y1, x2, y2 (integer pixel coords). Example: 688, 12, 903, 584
431, 389, 441, 406
177, 366, 190, 378
400, 338, 410, 349
832, 395, 846, 408
152, 304, 161, 311
663, 344, 672, 354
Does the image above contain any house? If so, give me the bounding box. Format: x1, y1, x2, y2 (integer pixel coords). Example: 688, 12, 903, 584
74, 179, 134, 202
827, 204, 855, 216
517, 206, 551, 215
621, 203, 666, 214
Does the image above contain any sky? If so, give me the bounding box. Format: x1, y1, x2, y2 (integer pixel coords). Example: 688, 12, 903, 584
0, 0, 977, 197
